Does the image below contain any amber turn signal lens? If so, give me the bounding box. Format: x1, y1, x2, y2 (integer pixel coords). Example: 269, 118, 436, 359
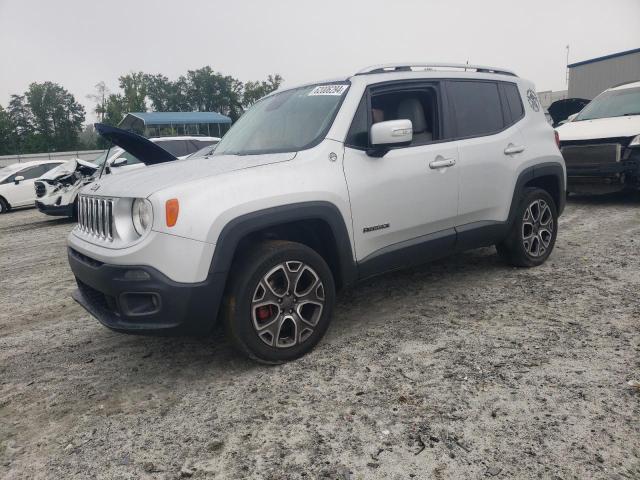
165, 199, 179, 227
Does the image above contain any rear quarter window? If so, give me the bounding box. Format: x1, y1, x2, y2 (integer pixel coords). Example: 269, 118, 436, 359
503, 83, 524, 123
447, 80, 504, 138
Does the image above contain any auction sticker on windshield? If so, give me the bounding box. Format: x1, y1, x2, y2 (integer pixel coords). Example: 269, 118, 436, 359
309, 85, 349, 96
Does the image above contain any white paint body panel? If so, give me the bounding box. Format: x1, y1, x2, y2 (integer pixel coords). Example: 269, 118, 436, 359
343, 142, 459, 259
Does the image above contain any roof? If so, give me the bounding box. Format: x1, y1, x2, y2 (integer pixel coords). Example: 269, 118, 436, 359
356, 62, 517, 77
119, 111, 232, 128
568, 47, 640, 68
610, 80, 640, 91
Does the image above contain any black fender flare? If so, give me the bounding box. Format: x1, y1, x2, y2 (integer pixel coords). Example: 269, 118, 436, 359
507, 162, 566, 228
209, 201, 358, 287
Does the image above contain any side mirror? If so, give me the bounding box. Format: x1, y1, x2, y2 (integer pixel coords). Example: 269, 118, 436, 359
14, 175, 24, 185
110, 157, 128, 168
367, 119, 413, 157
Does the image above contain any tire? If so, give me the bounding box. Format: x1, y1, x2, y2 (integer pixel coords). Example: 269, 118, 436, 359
224, 240, 336, 363
0, 197, 9, 214
497, 187, 558, 267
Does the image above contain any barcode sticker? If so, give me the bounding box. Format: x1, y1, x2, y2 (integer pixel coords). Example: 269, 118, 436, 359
308, 85, 349, 96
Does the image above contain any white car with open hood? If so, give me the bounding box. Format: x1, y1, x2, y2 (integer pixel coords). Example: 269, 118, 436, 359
35, 133, 219, 217
67, 63, 565, 363
556, 81, 640, 194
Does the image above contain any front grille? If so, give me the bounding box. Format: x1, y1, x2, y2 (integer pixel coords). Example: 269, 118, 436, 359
35, 181, 46, 198
559, 137, 632, 148
561, 143, 621, 167
78, 195, 114, 240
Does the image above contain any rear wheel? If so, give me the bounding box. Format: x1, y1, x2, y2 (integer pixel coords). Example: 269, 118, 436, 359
224, 240, 336, 363
0, 197, 9, 214
497, 187, 558, 267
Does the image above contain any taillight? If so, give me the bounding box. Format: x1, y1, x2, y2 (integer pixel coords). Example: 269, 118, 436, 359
554, 130, 560, 149
165, 198, 179, 227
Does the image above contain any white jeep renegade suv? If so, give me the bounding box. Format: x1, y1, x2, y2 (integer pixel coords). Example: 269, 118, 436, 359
67, 63, 566, 363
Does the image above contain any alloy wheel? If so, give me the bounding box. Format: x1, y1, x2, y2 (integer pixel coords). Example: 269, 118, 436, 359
522, 199, 553, 257
251, 261, 325, 348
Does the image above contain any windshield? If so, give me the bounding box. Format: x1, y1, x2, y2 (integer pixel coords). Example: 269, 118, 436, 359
576, 87, 640, 121
213, 83, 349, 156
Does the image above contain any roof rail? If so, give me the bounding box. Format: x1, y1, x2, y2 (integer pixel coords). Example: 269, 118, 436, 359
355, 63, 517, 77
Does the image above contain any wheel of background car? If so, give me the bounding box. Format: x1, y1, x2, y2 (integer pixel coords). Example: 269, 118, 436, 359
0, 197, 9, 214
224, 240, 336, 363
496, 187, 558, 267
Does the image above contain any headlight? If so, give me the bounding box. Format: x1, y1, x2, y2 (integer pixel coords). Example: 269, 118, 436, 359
131, 198, 153, 236
629, 134, 640, 147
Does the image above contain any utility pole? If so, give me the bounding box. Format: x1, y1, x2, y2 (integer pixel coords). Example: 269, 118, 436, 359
565, 45, 570, 89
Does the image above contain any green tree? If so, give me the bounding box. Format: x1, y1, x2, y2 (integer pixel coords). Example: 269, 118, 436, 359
242, 74, 283, 108
25, 81, 85, 152
87, 81, 110, 122
118, 72, 148, 113
7, 94, 36, 153
144, 73, 190, 112
0, 105, 14, 155
184, 66, 244, 120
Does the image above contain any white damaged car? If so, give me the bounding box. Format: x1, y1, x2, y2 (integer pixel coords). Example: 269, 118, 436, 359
556, 81, 640, 194
35, 131, 219, 217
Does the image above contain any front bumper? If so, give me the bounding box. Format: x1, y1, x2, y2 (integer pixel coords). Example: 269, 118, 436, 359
35, 201, 74, 217
68, 247, 226, 335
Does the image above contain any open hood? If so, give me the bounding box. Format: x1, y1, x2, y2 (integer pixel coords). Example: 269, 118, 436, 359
556, 114, 640, 141
548, 98, 590, 126
94, 123, 177, 165
40, 158, 99, 181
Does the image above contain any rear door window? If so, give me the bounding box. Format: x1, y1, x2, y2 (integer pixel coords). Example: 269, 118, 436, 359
447, 81, 505, 138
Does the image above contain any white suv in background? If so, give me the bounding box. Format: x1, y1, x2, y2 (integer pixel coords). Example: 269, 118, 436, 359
556, 81, 640, 194
67, 63, 565, 363
0, 160, 65, 213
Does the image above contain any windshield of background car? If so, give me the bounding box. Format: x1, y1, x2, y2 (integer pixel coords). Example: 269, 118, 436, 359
188, 143, 218, 159
213, 83, 349, 155
92, 148, 124, 167
576, 87, 640, 121
0, 163, 26, 180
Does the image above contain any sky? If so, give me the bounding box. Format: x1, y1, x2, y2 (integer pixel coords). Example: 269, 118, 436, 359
1, 0, 638, 122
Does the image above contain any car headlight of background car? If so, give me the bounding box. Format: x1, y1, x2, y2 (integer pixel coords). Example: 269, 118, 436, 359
132, 198, 153, 236
629, 134, 640, 148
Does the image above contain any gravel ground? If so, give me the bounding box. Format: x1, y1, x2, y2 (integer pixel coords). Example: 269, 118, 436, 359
1, 196, 639, 480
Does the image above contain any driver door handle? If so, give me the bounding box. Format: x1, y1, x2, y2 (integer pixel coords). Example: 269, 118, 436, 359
504, 144, 525, 155
429, 157, 456, 169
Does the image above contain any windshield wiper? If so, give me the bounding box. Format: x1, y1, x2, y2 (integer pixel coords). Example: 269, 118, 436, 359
622, 112, 640, 116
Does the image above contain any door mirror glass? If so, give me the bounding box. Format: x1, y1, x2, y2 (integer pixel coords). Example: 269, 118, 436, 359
14, 175, 25, 184
367, 119, 413, 157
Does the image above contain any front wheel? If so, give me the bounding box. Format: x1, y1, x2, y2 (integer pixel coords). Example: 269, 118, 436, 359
224, 240, 336, 363
0, 197, 9, 214
497, 187, 558, 267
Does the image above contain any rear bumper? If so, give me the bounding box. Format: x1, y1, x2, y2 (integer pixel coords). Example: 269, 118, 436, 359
68, 247, 225, 335
35, 201, 74, 217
